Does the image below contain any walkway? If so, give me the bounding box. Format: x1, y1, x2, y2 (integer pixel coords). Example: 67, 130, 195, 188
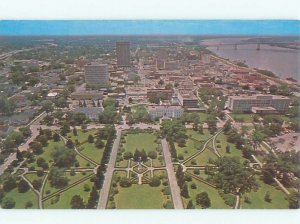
161, 138, 184, 209
97, 129, 121, 209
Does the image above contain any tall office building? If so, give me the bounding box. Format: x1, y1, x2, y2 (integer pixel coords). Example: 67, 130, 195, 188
116, 41, 130, 67
84, 62, 109, 88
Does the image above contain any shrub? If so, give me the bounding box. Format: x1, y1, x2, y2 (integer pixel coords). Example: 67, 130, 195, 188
178, 154, 184, 160
191, 183, 197, 189
149, 177, 161, 187
119, 178, 132, 188
193, 169, 200, 175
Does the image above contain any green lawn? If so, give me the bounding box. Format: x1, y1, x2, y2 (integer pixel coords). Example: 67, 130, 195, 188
76, 155, 94, 168
215, 133, 247, 163
43, 171, 93, 197
240, 177, 289, 209
115, 184, 166, 209
231, 113, 254, 123
175, 139, 200, 161
185, 147, 217, 166
43, 178, 94, 209
184, 177, 230, 209
187, 129, 212, 142
176, 129, 212, 161
123, 132, 158, 153
3, 187, 39, 209
115, 159, 129, 168
67, 129, 97, 144
24, 172, 46, 188
198, 112, 209, 123
80, 142, 105, 164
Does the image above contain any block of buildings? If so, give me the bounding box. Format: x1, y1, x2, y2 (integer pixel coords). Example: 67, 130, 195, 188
85, 62, 109, 88
227, 95, 290, 113
147, 89, 174, 100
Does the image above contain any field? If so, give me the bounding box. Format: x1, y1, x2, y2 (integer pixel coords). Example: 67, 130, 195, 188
123, 132, 158, 153
215, 133, 247, 163
3, 187, 38, 209
240, 177, 289, 209
183, 177, 231, 209
176, 129, 212, 161
43, 178, 94, 209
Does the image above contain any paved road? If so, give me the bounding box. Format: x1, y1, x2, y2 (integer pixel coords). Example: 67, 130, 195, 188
161, 138, 184, 209
97, 129, 121, 209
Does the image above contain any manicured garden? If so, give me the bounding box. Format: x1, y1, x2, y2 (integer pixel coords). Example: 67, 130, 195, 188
107, 169, 172, 209
116, 129, 165, 168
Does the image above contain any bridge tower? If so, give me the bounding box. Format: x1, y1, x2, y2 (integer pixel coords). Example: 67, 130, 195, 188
234, 44, 238, 50
256, 43, 260, 51
217, 45, 219, 50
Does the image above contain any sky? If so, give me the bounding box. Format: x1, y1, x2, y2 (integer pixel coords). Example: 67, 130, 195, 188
0, 20, 299, 35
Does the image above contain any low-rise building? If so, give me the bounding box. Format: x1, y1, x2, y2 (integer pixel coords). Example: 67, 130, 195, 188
177, 90, 199, 108
148, 105, 183, 119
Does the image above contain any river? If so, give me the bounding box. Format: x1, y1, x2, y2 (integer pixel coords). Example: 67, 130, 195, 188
201, 37, 300, 82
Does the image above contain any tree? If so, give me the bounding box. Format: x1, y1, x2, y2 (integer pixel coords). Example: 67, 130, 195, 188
36, 135, 48, 147
226, 145, 231, 154
3, 177, 17, 192
42, 100, 53, 114
16, 149, 23, 161
250, 129, 265, 150
52, 146, 77, 168
213, 157, 257, 195
181, 183, 189, 198
261, 163, 276, 184
95, 138, 104, 149
66, 139, 74, 149
88, 134, 94, 143
25, 201, 33, 209
53, 132, 60, 142
70, 195, 85, 209
1, 197, 15, 209
32, 179, 42, 191
148, 150, 157, 159
48, 166, 69, 188
269, 85, 278, 94
73, 127, 78, 136
18, 179, 30, 193
123, 152, 133, 160
264, 191, 272, 203
161, 119, 187, 144
61, 122, 71, 136
196, 192, 211, 208
0, 96, 16, 115
288, 192, 299, 209
86, 186, 99, 209
186, 200, 195, 209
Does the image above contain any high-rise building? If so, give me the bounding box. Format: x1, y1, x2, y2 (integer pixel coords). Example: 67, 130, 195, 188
84, 62, 109, 88
116, 41, 130, 67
